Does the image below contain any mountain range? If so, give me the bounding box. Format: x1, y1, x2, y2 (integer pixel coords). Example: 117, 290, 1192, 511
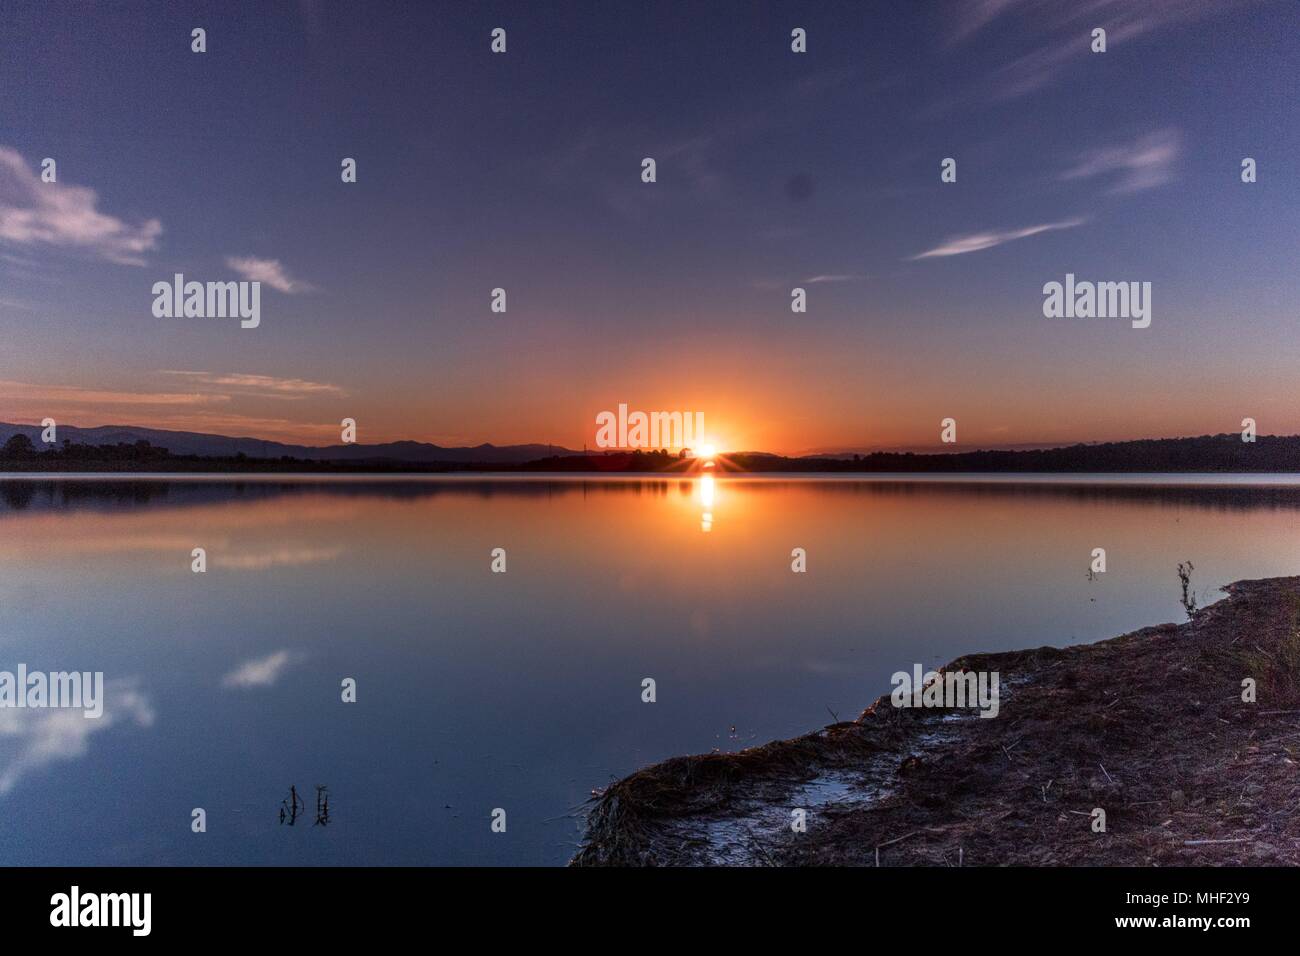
0, 422, 580, 464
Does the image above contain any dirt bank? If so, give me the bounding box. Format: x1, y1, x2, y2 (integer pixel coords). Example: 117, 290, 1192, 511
572, 577, 1300, 866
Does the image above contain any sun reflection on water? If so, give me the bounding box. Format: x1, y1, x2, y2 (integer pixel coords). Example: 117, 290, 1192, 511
699, 474, 715, 532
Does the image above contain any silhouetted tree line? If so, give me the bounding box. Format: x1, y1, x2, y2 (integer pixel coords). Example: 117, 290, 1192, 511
0, 436, 477, 473
4, 434, 174, 463
519, 435, 1300, 474
5, 432, 1300, 474
745, 434, 1300, 473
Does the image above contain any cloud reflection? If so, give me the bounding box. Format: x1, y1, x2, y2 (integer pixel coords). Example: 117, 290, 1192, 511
212, 546, 343, 570
221, 650, 299, 689
0, 678, 154, 796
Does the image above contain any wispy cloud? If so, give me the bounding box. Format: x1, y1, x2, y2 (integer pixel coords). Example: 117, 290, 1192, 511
804, 274, 865, 284
0, 379, 226, 406
909, 217, 1086, 260
0, 679, 154, 796
225, 256, 314, 293
944, 0, 1248, 101
0, 147, 162, 266
221, 650, 300, 689
117, 414, 343, 443
1061, 129, 1180, 194
944, 0, 1025, 45
160, 371, 345, 399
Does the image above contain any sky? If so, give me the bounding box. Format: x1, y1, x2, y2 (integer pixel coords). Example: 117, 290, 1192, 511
1, 0, 1297, 455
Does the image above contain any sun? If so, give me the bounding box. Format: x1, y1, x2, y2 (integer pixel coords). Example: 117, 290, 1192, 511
697, 443, 717, 460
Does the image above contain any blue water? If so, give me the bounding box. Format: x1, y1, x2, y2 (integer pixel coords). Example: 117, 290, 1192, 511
1, 474, 1297, 865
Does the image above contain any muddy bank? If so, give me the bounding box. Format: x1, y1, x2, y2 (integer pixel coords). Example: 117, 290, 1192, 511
573, 577, 1300, 866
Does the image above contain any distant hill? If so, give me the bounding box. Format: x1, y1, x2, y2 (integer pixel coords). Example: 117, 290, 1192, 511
4, 424, 1299, 473
0, 422, 578, 465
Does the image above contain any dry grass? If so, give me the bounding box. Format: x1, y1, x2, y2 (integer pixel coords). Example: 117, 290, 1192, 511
1242, 593, 1300, 707
573, 577, 1300, 867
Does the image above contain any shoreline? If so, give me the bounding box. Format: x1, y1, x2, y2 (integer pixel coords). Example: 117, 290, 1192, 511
573, 577, 1300, 866
10, 471, 1300, 485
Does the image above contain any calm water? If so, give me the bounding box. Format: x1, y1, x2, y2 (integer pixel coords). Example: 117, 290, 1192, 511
2, 474, 1298, 866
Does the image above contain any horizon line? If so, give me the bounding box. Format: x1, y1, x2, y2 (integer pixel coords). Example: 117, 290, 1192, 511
0, 418, 1286, 459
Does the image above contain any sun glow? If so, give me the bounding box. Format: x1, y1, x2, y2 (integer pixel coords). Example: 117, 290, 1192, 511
697, 443, 717, 459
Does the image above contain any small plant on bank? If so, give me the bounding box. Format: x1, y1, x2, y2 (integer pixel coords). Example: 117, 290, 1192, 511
1177, 561, 1198, 619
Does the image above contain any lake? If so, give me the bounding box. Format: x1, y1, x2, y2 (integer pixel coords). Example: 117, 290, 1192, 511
1, 474, 1298, 865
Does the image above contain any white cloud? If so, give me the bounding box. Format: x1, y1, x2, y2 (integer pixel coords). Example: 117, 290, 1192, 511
944, 0, 1249, 101
0, 679, 154, 796
804, 274, 864, 284
221, 650, 299, 689
0, 147, 162, 266
910, 217, 1086, 260
225, 256, 314, 294
160, 370, 345, 398
1061, 129, 1180, 194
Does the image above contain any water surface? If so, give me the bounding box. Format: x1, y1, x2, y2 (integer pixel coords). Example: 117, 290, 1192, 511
1, 474, 1297, 865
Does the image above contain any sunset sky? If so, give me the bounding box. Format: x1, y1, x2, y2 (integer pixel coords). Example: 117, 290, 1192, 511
1, 0, 1296, 455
